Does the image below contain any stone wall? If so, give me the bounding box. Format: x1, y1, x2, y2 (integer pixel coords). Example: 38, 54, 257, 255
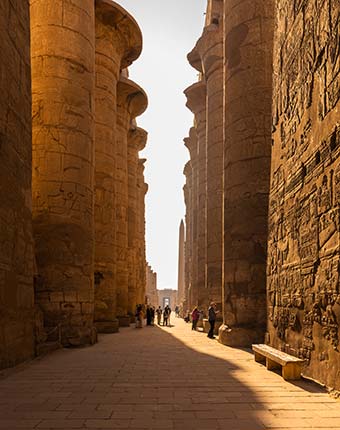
267, 0, 340, 391
0, 0, 35, 369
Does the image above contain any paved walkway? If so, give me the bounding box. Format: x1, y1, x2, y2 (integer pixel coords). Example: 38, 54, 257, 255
0, 317, 339, 430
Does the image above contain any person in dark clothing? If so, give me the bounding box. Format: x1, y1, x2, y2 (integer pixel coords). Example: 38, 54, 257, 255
146, 305, 152, 326
191, 307, 200, 330
207, 302, 219, 338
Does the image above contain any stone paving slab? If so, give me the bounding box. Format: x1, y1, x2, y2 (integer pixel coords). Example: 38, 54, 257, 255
0, 316, 339, 429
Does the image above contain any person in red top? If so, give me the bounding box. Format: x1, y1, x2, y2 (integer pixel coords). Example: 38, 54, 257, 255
191, 307, 200, 331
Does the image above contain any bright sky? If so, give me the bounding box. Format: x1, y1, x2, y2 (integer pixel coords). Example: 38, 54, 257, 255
117, 0, 207, 289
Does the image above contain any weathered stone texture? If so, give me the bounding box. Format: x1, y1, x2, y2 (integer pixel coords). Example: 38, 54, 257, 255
267, 0, 340, 391
219, 0, 275, 347
184, 81, 207, 310
31, 0, 96, 346
116, 77, 147, 322
128, 126, 147, 314
146, 264, 158, 306
94, 1, 143, 333
136, 159, 148, 306
183, 128, 199, 312
177, 220, 185, 311
0, 0, 35, 368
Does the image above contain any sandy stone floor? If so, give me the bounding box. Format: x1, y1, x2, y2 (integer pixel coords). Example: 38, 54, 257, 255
0, 316, 340, 430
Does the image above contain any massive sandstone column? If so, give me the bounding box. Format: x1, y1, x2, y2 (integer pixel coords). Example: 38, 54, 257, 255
188, 0, 224, 313
128, 126, 147, 317
267, 0, 340, 391
184, 128, 199, 312
184, 82, 207, 310
219, 0, 274, 346
116, 77, 147, 325
136, 159, 148, 306
0, 0, 35, 368
94, 1, 142, 333
31, 0, 96, 346
177, 220, 185, 309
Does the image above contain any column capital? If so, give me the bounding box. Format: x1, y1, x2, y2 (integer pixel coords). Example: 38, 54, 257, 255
184, 81, 206, 115
96, 0, 143, 69
118, 76, 148, 119
128, 127, 148, 152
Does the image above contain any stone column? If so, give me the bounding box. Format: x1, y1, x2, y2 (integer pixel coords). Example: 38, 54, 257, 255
0, 0, 34, 368
184, 81, 207, 309
188, 0, 224, 314
136, 159, 148, 306
219, 0, 274, 346
31, 0, 96, 346
183, 165, 192, 314
127, 127, 147, 318
177, 220, 185, 308
94, 1, 142, 333
183, 127, 199, 312
116, 77, 147, 325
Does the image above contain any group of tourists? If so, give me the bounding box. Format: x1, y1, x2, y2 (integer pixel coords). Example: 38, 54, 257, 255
135, 304, 174, 328
156, 305, 172, 326
185, 302, 219, 339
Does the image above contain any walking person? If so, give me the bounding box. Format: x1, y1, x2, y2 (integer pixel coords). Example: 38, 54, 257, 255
151, 306, 155, 325
207, 302, 219, 338
191, 306, 199, 330
135, 304, 143, 329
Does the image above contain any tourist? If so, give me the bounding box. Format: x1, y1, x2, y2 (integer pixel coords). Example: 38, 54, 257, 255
207, 302, 219, 338
175, 305, 179, 317
146, 305, 152, 326
151, 306, 155, 325
184, 310, 190, 323
135, 304, 143, 328
191, 306, 200, 330
163, 304, 171, 326
156, 306, 162, 325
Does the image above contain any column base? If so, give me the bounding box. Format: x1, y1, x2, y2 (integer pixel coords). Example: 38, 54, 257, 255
95, 320, 119, 333
117, 315, 131, 327
218, 324, 264, 348
203, 319, 223, 335
63, 326, 98, 347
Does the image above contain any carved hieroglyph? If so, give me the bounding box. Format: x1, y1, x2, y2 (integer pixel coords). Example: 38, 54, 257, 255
188, 0, 224, 314
184, 81, 207, 310
183, 128, 198, 312
267, 0, 340, 391
128, 126, 147, 315
116, 76, 147, 323
31, 0, 96, 346
219, 0, 274, 346
0, 0, 35, 368
136, 158, 148, 305
94, 1, 142, 333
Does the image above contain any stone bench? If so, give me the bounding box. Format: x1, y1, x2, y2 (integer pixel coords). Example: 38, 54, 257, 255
252, 344, 304, 380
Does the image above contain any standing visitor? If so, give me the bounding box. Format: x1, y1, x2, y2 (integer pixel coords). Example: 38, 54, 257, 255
156, 306, 162, 325
163, 305, 171, 326
135, 304, 143, 329
146, 305, 152, 326
151, 306, 155, 325
207, 302, 219, 338
175, 305, 179, 317
191, 306, 200, 330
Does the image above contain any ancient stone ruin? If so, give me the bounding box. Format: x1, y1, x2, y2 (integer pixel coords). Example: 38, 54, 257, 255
0, 0, 148, 364
0, 0, 339, 396
182, 0, 339, 391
